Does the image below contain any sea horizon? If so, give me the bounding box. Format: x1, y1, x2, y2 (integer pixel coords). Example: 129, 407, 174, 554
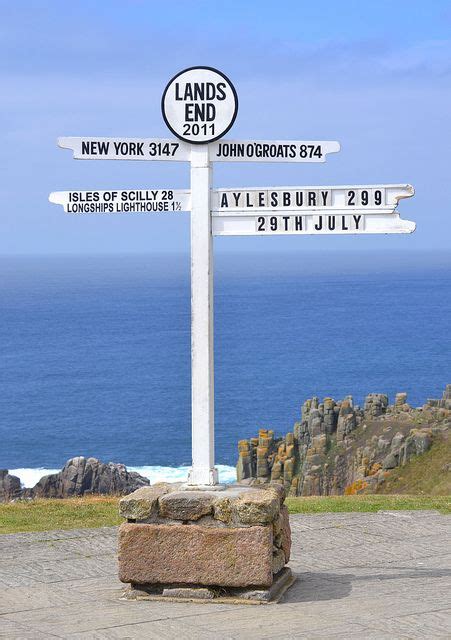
1, 249, 450, 471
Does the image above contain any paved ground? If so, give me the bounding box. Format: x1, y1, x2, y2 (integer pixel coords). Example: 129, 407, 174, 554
0, 511, 450, 639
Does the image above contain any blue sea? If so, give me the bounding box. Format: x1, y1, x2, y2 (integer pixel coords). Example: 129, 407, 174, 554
1, 251, 450, 487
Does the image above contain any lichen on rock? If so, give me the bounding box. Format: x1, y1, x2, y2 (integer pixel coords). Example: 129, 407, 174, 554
236, 385, 450, 497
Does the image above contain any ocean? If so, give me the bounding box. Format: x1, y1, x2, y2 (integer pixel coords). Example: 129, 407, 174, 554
1, 251, 450, 487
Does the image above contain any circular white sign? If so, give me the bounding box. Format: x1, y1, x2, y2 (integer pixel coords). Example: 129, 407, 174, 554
161, 66, 238, 145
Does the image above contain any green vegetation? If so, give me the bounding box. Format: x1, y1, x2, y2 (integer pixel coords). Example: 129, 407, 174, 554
286, 494, 450, 515
0, 493, 448, 534
0, 496, 121, 534
375, 435, 451, 496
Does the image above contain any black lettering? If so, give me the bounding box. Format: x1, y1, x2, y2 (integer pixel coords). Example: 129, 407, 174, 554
206, 103, 215, 121
83, 140, 109, 155
353, 215, 362, 229
314, 216, 323, 230
295, 216, 303, 230
270, 192, 278, 207
185, 104, 195, 121
216, 82, 226, 100
193, 83, 204, 101
282, 216, 290, 231
328, 216, 335, 231
321, 191, 329, 206
341, 215, 349, 230
308, 191, 317, 206
220, 193, 228, 208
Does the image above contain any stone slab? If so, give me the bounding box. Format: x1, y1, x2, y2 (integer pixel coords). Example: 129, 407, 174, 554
158, 490, 215, 520
120, 482, 285, 526
119, 483, 178, 520
1, 511, 450, 638
123, 567, 295, 604
118, 522, 273, 587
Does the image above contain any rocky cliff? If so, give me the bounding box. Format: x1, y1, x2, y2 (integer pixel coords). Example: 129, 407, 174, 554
237, 385, 451, 496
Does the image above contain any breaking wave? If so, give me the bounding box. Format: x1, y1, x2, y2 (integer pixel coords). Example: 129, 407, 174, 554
9, 464, 237, 489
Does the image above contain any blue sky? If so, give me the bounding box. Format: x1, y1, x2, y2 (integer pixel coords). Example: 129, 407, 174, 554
1, 0, 451, 254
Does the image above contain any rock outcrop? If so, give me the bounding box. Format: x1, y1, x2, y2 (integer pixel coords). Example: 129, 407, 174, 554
28, 457, 149, 498
237, 385, 451, 496
0, 470, 22, 502
0, 457, 150, 501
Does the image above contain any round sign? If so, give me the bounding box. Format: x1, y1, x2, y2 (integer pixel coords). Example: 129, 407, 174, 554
161, 66, 238, 145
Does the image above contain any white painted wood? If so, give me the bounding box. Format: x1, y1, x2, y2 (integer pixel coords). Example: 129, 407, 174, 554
58, 137, 191, 161
50, 67, 417, 490
49, 189, 191, 213
187, 145, 218, 486
212, 184, 414, 213
209, 140, 340, 162
212, 213, 416, 236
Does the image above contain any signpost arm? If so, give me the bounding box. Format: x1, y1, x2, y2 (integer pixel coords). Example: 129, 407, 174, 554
187, 145, 218, 486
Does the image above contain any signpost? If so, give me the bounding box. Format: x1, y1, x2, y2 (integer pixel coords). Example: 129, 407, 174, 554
50, 66, 415, 489
161, 66, 238, 144
211, 184, 415, 236
49, 189, 191, 214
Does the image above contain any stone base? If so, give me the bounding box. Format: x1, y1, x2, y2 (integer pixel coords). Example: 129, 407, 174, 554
118, 482, 291, 597
122, 567, 295, 605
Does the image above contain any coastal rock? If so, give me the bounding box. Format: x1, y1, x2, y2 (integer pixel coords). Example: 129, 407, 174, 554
0, 470, 22, 502
395, 392, 408, 406
427, 385, 451, 411
30, 456, 149, 498
412, 429, 432, 455
391, 432, 405, 451
364, 393, 388, 417
382, 452, 398, 470
236, 385, 450, 497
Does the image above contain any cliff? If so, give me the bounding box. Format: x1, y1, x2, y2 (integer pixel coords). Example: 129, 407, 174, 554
237, 385, 451, 496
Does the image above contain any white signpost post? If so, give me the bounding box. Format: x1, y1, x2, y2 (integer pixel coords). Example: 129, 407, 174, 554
50, 66, 416, 489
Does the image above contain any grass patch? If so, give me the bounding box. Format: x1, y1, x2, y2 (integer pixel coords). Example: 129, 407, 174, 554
0, 494, 449, 534
0, 496, 121, 534
285, 494, 450, 515
375, 435, 450, 496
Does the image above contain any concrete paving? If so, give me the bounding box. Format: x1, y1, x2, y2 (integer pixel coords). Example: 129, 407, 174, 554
0, 511, 450, 639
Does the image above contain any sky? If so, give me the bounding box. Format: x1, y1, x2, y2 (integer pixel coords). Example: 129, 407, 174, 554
1, 0, 451, 255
